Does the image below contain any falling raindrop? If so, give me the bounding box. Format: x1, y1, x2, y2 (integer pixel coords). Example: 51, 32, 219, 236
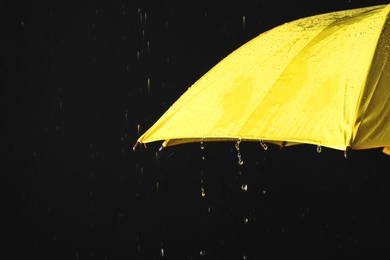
137, 124, 141, 136
144, 13, 148, 27
317, 145, 322, 153
201, 187, 206, 197
241, 184, 248, 191
243, 217, 249, 223
235, 139, 244, 165
156, 182, 159, 195
200, 250, 206, 256
200, 141, 204, 150
242, 16, 246, 33
138, 8, 142, 22
155, 152, 159, 164
147, 78, 151, 95
160, 243, 164, 257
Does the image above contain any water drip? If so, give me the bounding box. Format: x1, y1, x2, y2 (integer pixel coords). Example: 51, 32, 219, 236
235, 139, 244, 165
260, 139, 268, 150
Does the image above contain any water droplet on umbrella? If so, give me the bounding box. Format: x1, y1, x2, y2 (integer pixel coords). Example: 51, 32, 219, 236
235, 139, 244, 165
200, 141, 204, 150
260, 139, 268, 150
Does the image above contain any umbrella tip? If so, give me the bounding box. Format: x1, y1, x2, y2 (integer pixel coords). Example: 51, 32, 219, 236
344, 146, 351, 158
133, 142, 139, 151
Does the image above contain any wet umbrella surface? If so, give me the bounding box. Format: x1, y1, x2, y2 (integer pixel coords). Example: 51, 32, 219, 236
1, 0, 390, 259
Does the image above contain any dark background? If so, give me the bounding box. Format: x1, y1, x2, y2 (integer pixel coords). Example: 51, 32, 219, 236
1, 0, 390, 259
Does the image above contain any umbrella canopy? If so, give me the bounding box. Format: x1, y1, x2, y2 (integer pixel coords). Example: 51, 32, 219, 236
135, 4, 390, 155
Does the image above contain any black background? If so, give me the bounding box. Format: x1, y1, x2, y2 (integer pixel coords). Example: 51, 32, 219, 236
1, 0, 390, 259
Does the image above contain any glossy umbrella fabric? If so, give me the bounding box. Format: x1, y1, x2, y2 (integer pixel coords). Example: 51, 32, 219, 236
136, 4, 390, 155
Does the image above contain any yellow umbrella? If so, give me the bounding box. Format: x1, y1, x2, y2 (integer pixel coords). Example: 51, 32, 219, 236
134, 4, 390, 156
